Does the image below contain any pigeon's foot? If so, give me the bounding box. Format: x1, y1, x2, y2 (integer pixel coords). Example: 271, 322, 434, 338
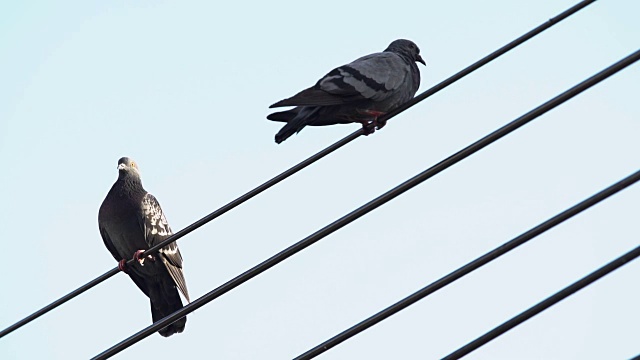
360, 120, 376, 135
357, 110, 387, 135
118, 259, 129, 273
133, 250, 156, 267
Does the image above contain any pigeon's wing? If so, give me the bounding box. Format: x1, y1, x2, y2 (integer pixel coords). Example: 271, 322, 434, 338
99, 225, 122, 262
321, 52, 409, 100
266, 107, 300, 122
140, 193, 190, 302
140, 193, 174, 248
270, 52, 409, 108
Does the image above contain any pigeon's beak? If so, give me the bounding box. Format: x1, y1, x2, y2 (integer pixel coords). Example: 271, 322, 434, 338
417, 55, 426, 66
117, 163, 127, 171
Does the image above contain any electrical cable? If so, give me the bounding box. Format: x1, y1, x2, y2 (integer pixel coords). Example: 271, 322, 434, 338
91, 43, 639, 360
295, 169, 640, 359
0, 0, 595, 339
443, 243, 640, 359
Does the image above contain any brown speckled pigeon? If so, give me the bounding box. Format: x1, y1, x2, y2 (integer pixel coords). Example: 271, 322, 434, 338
98, 157, 189, 337
267, 39, 425, 143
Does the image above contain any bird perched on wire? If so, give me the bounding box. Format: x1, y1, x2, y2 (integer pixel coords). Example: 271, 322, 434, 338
98, 157, 189, 337
267, 39, 425, 144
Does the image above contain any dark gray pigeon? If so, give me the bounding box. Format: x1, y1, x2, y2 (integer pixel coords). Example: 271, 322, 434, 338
98, 157, 189, 337
267, 39, 425, 143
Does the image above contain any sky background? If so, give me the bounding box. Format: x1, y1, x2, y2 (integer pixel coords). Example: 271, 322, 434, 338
1, 1, 639, 359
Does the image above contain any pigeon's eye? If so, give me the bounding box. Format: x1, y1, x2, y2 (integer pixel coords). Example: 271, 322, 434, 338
131, 162, 136, 168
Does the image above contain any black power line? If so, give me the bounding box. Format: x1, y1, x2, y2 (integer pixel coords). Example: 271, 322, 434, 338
294, 169, 640, 359
381, 0, 598, 122
91, 46, 639, 360
443, 244, 640, 359
0, 133, 357, 339
0, 0, 595, 340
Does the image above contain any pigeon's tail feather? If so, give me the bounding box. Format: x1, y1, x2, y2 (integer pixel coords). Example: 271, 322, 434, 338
275, 122, 304, 144
150, 286, 186, 337
274, 106, 320, 144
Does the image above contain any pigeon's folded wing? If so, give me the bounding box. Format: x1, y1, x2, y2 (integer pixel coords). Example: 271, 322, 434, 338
270, 52, 409, 108
140, 193, 190, 301
99, 226, 122, 262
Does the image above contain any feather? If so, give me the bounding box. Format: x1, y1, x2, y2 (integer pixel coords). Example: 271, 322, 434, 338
98, 157, 189, 336
267, 39, 425, 143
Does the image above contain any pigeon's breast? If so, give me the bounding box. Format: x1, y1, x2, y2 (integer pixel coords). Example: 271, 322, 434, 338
99, 193, 148, 259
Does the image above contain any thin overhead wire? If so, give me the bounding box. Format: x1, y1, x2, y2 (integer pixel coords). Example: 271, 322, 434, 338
382, 0, 597, 121
443, 244, 640, 359
0, 0, 596, 339
91, 45, 639, 360
295, 169, 640, 360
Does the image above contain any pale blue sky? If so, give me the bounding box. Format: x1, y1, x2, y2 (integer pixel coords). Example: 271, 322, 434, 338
1, 1, 639, 359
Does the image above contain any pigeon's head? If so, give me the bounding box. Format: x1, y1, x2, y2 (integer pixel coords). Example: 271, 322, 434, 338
117, 157, 141, 178
386, 39, 426, 66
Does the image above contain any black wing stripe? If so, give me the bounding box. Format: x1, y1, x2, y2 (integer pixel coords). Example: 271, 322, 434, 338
339, 66, 389, 93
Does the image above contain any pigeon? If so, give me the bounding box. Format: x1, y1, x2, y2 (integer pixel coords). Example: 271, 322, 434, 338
98, 157, 189, 337
267, 39, 425, 143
